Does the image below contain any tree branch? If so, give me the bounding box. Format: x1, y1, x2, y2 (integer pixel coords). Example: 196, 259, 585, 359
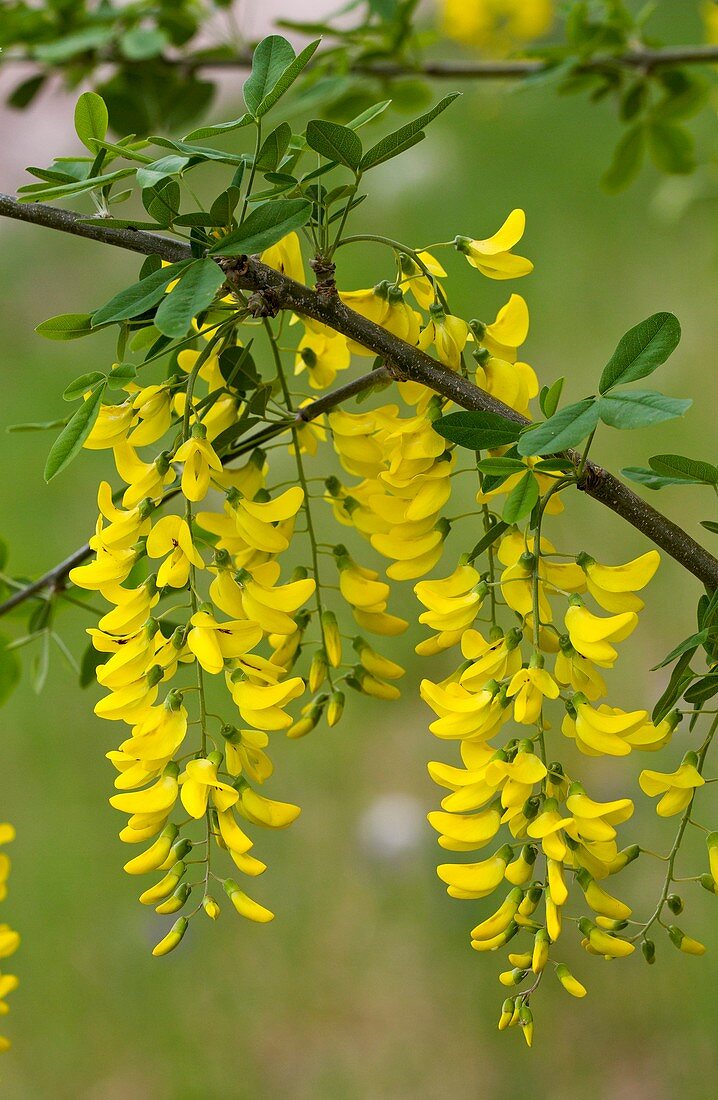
7, 43, 717, 80
1, 192, 717, 591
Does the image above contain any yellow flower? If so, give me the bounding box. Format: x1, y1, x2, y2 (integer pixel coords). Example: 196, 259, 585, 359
577, 550, 660, 613
187, 610, 262, 674
399, 250, 447, 309
96, 576, 159, 635
261, 231, 305, 283
179, 755, 239, 818
146, 515, 205, 588
340, 285, 421, 354
420, 678, 509, 741
69, 545, 137, 593
113, 443, 175, 507
455, 209, 533, 280
480, 294, 529, 363
227, 669, 305, 731
417, 306, 469, 370
89, 481, 153, 553
554, 639, 606, 701
83, 396, 135, 450
506, 665, 559, 724
639, 752, 705, 816
437, 843, 513, 899
564, 598, 638, 667
294, 326, 351, 389
129, 384, 172, 446
174, 428, 223, 501
440, 0, 554, 54
563, 698, 647, 757
474, 355, 538, 416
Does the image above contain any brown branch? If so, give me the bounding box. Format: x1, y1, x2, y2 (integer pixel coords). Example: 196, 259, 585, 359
7, 43, 718, 79
1, 193, 717, 594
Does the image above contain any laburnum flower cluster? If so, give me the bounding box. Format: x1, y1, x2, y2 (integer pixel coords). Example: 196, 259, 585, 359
63, 205, 717, 1048
438, 0, 555, 55
0, 823, 19, 1053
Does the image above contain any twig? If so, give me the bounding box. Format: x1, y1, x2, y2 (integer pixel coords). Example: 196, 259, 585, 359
6, 44, 718, 79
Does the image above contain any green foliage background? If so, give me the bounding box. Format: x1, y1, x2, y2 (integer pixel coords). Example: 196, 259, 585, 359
1, 4, 717, 1096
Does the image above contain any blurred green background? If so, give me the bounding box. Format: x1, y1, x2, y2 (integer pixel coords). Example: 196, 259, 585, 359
2, 2, 718, 1097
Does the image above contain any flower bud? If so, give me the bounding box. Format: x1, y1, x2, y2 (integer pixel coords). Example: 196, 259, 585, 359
223, 879, 274, 923
123, 824, 178, 875
327, 691, 345, 727
151, 917, 188, 957
321, 612, 342, 668
155, 882, 191, 915
203, 895, 221, 920
667, 893, 683, 915
519, 1004, 534, 1047
668, 925, 706, 956
642, 939, 656, 965
555, 963, 587, 998
497, 998, 514, 1031
309, 648, 327, 693
139, 861, 186, 905
499, 968, 528, 987
532, 928, 550, 973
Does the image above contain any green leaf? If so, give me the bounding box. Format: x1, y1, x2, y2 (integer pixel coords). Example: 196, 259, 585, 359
74, 92, 108, 152
476, 457, 527, 475
599, 312, 681, 394
346, 101, 392, 130
154, 260, 226, 339
184, 114, 253, 142
539, 377, 564, 418
108, 362, 138, 388
256, 123, 292, 173
17, 168, 135, 203
255, 39, 320, 117
209, 198, 313, 256
244, 36, 296, 117
306, 120, 362, 170
433, 410, 522, 450
598, 390, 691, 430
684, 674, 718, 706
652, 632, 708, 671
63, 373, 105, 401
33, 27, 114, 64
120, 27, 169, 61
91, 261, 193, 327
136, 156, 191, 189
656, 71, 710, 121
502, 472, 539, 524
44, 384, 106, 482
652, 649, 695, 724
701, 520, 718, 535
142, 177, 181, 225
517, 399, 599, 457
602, 124, 645, 193
0, 636, 21, 707
647, 120, 695, 175
35, 313, 95, 341
7, 419, 69, 434
621, 466, 701, 490
467, 520, 509, 563
648, 454, 718, 485
360, 93, 460, 170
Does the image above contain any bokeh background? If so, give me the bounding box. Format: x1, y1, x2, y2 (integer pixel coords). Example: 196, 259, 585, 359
1, 2, 718, 1097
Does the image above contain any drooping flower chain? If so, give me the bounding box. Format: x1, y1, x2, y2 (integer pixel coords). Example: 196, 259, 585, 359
66, 212, 718, 1046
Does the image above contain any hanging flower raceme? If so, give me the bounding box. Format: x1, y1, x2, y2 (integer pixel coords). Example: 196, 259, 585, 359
0, 823, 19, 1053
32, 160, 706, 1060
